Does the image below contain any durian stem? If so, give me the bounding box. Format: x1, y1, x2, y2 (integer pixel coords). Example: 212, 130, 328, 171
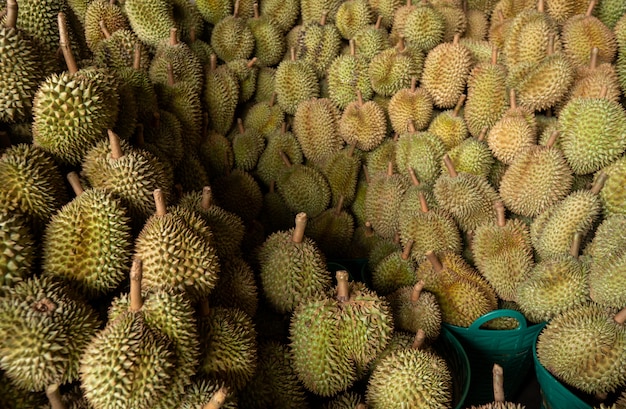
478, 127, 488, 142
443, 155, 458, 177
290, 47, 296, 61
269, 180, 276, 193
270, 93, 277, 107
210, 54, 218, 71
129, 258, 143, 312
356, 404, 367, 409
99, 20, 111, 39
169, 27, 178, 46
613, 307, 626, 325
419, 191, 429, 213
491, 46, 498, 65
348, 142, 357, 158
110, 0, 116, 4
153, 111, 161, 128
408, 167, 420, 186
46, 384, 66, 409
292, 212, 307, 243
411, 77, 417, 92
108, 129, 124, 159
133, 42, 142, 70
58, 13, 78, 74
393, 231, 400, 244
279, 151, 292, 168
407, 119, 416, 133
190, 27, 197, 43
203, 386, 229, 409
153, 189, 167, 217
599, 85, 608, 99
280, 121, 287, 134
67, 172, 84, 196
397, 36, 406, 53
386, 161, 394, 176
589, 47, 598, 70
199, 298, 211, 317
585, 0, 596, 17
363, 164, 371, 184
253, 2, 259, 19
411, 281, 425, 304
375, 15, 382, 29
167, 62, 175, 86
493, 364, 505, 403
335, 196, 345, 215
237, 118, 245, 134
401, 240, 413, 260
453, 94, 466, 117
547, 34, 554, 55
537, 0, 544, 13
5, 0, 17, 29
497, 9, 504, 23
509, 88, 517, 110
495, 201, 506, 227
247, 57, 258, 68
545, 130, 559, 148
570, 232, 582, 258
233, 0, 240, 18
201, 186, 213, 209
356, 89, 364, 106
452, 33, 460, 45
336, 270, 350, 302
425, 251, 443, 272
591, 172, 608, 195
349, 39, 356, 56
365, 221, 374, 236
462, 0, 467, 13
411, 329, 426, 350
320, 11, 328, 26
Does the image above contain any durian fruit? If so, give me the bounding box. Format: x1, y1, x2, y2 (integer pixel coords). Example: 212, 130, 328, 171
0, 276, 100, 391
246, 4, 285, 67
83, 0, 128, 52
444, 127, 494, 178
388, 77, 434, 134
0, 143, 67, 232
468, 364, 526, 409
460, 37, 493, 64
335, 0, 374, 39
395, 122, 447, 186
434, 2, 468, 43
562, 0, 617, 68
366, 136, 399, 175
339, 90, 388, 152
80, 261, 177, 409
305, 197, 355, 259
227, 57, 259, 103
295, 13, 343, 78
140, 112, 184, 167
134, 189, 220, 301
0, 0, 44, 124
348, 220, 386, 259
472, 201, 534, 301
199, 127, 235, 178
464, 45, 509, 137
536, 303, 626, 395
0, 209, 35, 293
210, 257, 259, 317
259, 0, 300, 33
517, 232, 590, 323
180, 383, 236, 409
197, 303, 257, 392
212, 168, 263, 223
42, 172, 132, 297
559, 86, 626, 175
196, 0, 232, 26
463, 7, 489, 40
274, 48, 320, 115
372, 239, 417, 295
243, 93, 284, 138
43, 383, 90, 409
187, 27, 214, 66
368, 0, 403, 29
427, 94, 469, 150
369, 234, 403, 272
292, 97, 343, 164
257, 213, 332, 314
328, 39, 374, 110
544, 0, 587, 25
402, 1, 446, 51
260, 181, 298, 234
210, 0, 255, 62
387, 281, 442, 340
531, 172, 606, 260
174, 151, 211, 193
300, 0, 344, 24
124, 0, 175, 47
434, 155, 500, 231
275, 152, 331, 218
82, 130, 174, 223
368, 37, 425, 97
231, 118, 264, 171
323, 391, 365, 409
499, 130, 574, 218
586, 214, 626, 308
594, 0, 626, 30
257, 122, 303, 186
486, 89, 537, 165
352, 16, 390, 61
421, 34, 472, 109
320, 144, 362, 207
170, 0, 205, 44
365, 162, 411, 238
204, 54, 240, 135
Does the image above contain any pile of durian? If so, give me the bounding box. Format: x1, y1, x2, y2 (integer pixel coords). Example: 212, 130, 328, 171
2, 0, 626, 407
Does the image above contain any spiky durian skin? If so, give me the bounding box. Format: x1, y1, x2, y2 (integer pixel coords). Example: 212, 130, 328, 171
211, 15, 255, 62
420, 41, 472, 109
195, 0, 231, 25
339, 99, 387, 151
124, 0, 175, 47
260, 0, 300, 32
320, 147, 362, 207
371, 250, 416, 295
365, 172, 411, 238
428, 110, 468, 151
388, 86, 434, 134
293, 98, 343, 164
300, 0, 343, 24
150, 40, 204, 95
0, 26, 43, 123
537, 303, 626, 395
247, 16, 286, 67
204, 64, 240, 135
301, 208, 353, 258
199, 131, 233, 179
0, 276, 100, 391
352, 24, 389, 61
395, 132, 446, 187
232, 127, 265, 171
257, 131, 303, 187
257, 228, 332, 314
80, 311, 175, 409
180, 379, 239, 409
157, 82, 203, 148
323, 391, 364, 409
327, 54, 373, 110
174, 152, 211, 193
42, 189, 132, 297
197, 307, 257, 392
295, 22, 342, 78
586, 215, 626, 308
276, 163, 331, 217
559, 97, 626, 175
143, 110, 184, 167
531, 190, 601, 260
275, 59, 320, 115
243, 101, 284, 138
368, 47, 424, 97
335, 0, 373, 39
445, 138, 494, 178
499, 145, 573, 218
403, 4, 446, 52
0, 210, 35, 292
436, 4, 467, 43
464, 62, 508, 138
594, 0, 626, 30
227, 59, 259, 103
487, 111, 537, 165
210, 257, 258, 317
463, 9, 488, 40
84, 0, 129, 51
387, 286, 442, 340
367, 348, 453, 408
562, 14, 617, 68
559, 63, 622, 110
503, 9, 559, 67
212, 169, 263, 223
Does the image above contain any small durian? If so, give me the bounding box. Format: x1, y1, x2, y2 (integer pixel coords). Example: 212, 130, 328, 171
388, 77, 434, 134
274, 48, 320, 115
320, 144, 362, 208
339, 90, 388, 151
352, 16, 390, 61
83, 0, 129, 52
295, 13, 343, 78
243, 93, 284, 138
124, 0, 175, 47
336, 0, 374, 39
204, 54, 240, 135
292, 97, 343, 164
305, 197, 356, 258
444, 127, 494, 178
232, 118, 265, 171
259, 0, 300, 32
211, 0, 254, 62
257, 122, 303, 186
365, 162, 411, 238
365, 135, 398, 175
402, 1, 446, 51
463, 8, 489, 40
180, 383, 236, 409
395, 123, 446, 187
196, 0, 231, 25
246, 4, 285, 67
368, 36, 424, 96
328, 39, 374, 110
300, 0, 344, 25
368, 0, 403, 29
199, 122, 235, 178
210, 257, 259, 317
427, 93, 469, 150
227, 57, 259, 103
174, 151, 211, 193
387, 281, 442, 340
372, 239, 417, 295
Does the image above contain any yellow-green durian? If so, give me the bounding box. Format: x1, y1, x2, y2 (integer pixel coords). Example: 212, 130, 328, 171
434, 3, 467, 42
293, 97, 343, 163
247, 5, 286, 67
124, 0, 175, 47
352, 17, 390, 61
544, 0, 587, 26
320, 145, 363, 208
205, 55, 240, 134
594, 0, 626, 30
366, 137, 397, 176
174, 152, 211, 193
149, 30, 204, 95
562, 3, 617, 68
300, 0, 344, 24
141, 111, 184, 167
403, 2, 446, 51
427, 94, 469, 150
387, 281, 442, 340
210, 257, 258, 317
368, 0, 403, 29
464, 9, 489, 40
389, 0, 418, 45
231, 118, 265, 171
180, 381, 237, 409
336, 0, 374, 39
444, 128, 494, 178
296, 16, 343, 78
199, 128, 235, 178
243, 94, 284, 138
211, 2, 254, 62
260, 0, 300, 32
0, 209, 35, 293
339, 90, 388, 151
597, 156, 626, 216
395, 126, 446, 187
274, 49, 320, 115
227, 57, 259, 103
365, 163, 411, 238
257, 124, 303, 187
83, 0, 128, 51
155, 78, 203, 149
368, 38, 425, 96
254, 66, 276, 103
196, 0, 231, 25
276, 155, 332, 218
372, 240, 417, 295
305, 198, 356, 258
328, 40, 374, 110
388, 78, 434, 134
169, 0, 205, 44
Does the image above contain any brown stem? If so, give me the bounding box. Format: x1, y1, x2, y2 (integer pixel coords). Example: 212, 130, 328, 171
133, 42, 142, 70
537, 0, 544, 13
320, 11, 328, 26
203, 386, 229, 409
335, 196, 345, 215
349, 39, 356, 56
497, 9, 504, 24
493, 364, 505, 403
108, 129, 124, 159
347, 142, 357, 158
491, 45, 498, 65
5, 0, 17, 29
411, 77, 417, 92
199, 298, 211, 317
614, 306, 626, 325
356, 404, 367, 409
509, 88, 517, 110
547, 33, 554, 55
356, 89, 364, 106
419, 191, 429, 213
167, 62, 175, 86
411, 329, 426, 350
233, 0, 240, 18
201, 186, 212, 209
401, 240, 413, 260
290, 47, 296, 61
411, 281, 425, 304
453, 94, 466, 117
293, 212, 307, 243
99, 20, 111, 38
129, 258, 143, 312
585, 0, 596, 17
393, 231, 401, 244
67, 172, 84, 196
253, 2, 259, 19
270, 93, 277, 107
386, 161, 394, 176
478, 127, 488, 142
408, 167, 420, 186
153, 111, 161, 128
269, 180, 276, 193
589, 47, 598, 70
58, 13, 78, 74
599, 85, 608, 99
407, 119, 416, 133
210, 54, 218, 71
365, 221, 374, 236
495, 201, 506, 227
336, 270, 350, 301
46, 384, 66, 409
279, 151, 292, 168
591, 172, 608, 195
190, 27, 197, 43
443, 154, 458, 177
425, 251, 443, 272
570, 232, 582, 258
247, 57, 258, 68
375, 15, 382, 29
453, 33, 460, 45
363, 164, 371, 184
169, 27, 178, 46
397, 36, 406, 53
153, 189, 167, 217
134, 123, 145, 147
546, 130, 559, 148
237, 118, 245, 134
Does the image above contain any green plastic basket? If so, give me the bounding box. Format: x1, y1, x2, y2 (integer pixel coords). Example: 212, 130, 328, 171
532, 334, 593, 409
436, 327, 471, 409
443, 309, 547, 406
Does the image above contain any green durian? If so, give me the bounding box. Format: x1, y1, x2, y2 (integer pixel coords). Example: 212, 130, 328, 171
368, 37, 424, 96
227, 57, 259, 103
170, 0, 205, 43
295, 15, 342, 78
231, 118, 265, 171
211, 1, 254, 62
174, 151, 211, 193
124, 0, 175, 47
259, 0, 300, 32
256, 123, 303, 187
274, 48, 320, 115
305, 197, 356, 258
292, 97, 343, 164
0, 209, 35, 293
150, 29, 204, 95
243, 93, 284, 138
372, 239, 417, 295
320, 144, 362, 207
444, 128, 494, 178
402, 1, 446, 51
365, 163, 411, 238
395, 125, 446, 187
387, 281, 442, 340
199, 127, 235, 178
205, 54, 240, 134
335, 0, 373, 39
300, 0, 343, 25
141, 110, 184, 167
427, 94, 469, 150
247, 4, 286, 67
327, 39, 374, 110
83, 0, 129, 51
388, 77, 434, 134
210, 257, 258, 317
276, 153, 331, 218
180, 382, 237, 409
196, 0, 231, 25
352, 17, 390, 61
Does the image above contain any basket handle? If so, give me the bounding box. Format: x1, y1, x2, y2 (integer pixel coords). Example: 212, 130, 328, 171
468, 309, 528, 331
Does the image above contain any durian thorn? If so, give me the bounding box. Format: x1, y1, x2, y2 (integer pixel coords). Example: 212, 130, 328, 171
401, 240, 413, 260
495, 201, 506, 227
201, 186, 213, 209
108, 129, 124, 159
411, 280, 425, 304
478, 127, 488, 141
253, 2, 259, 19
210, 54, 218, 71
585, 0, 596, 17
613, 306, 626, 325
348, 142, 357, 158
365, 221, 374, 236
493, 364, 505, 403
167, 62, 175, 86
199, 298, 211, 317
425, 251, 443, 272
153, 189, 167, 217
0, 9, 7, 25
293, 212, 307, 243
290, 47, 296, 61
237, 118, 245, 134
570, 232, 582, 258
335, 196, 345, 215
397, 36, 406, 53
411, 77, 417, 92
491, 45, 498, 65
133, 42, 142, 70
363, 164, 371, 184
509, 88, 517, 109
443, 154, 458, 177
279, 150, 292, 167
58, 13, 78, 74
386, 161, 394, 176
233, 0, 240, 18
99, 20, 111, 38
591, 172, 608, 195
129, 258, 143, 312
135, 123, 145, 147
269, 180, 276, 193
545, 130, 559, 148
589, 47, 598, 70
281, 121, 287, 134
190, 27, 197, 43
453, 94, 466, 117
270, 93, 277, 107
356, 89, 364, 106
46, 384, 66, 409
599, 84, 608, 99
409, 167, 420, 186
203, 386, 229, 409
336, 270, 350, 302
320, 11, 328, 26
169, 27, 178, 46
67, 172, 84, 196
375, 15, 382, 29
411, 329, 426, 350
407, 119, 416, 133
393, 231, 401, 244
247, 57, 258, 68
453, 33, 460, 45
547, 34, 554, 55
537, 0, 544, 13
419, 191, 429, 213
349, 39, 356, 56
5, 0, 17, 29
